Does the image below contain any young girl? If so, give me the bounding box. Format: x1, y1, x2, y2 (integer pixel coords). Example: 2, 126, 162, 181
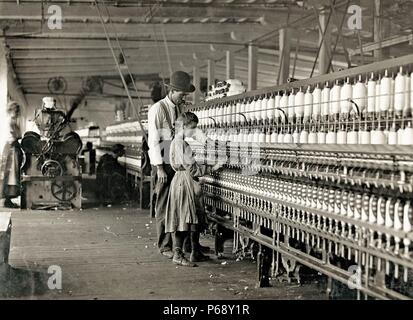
0, 101, 23, 208
165, 112, 221, 267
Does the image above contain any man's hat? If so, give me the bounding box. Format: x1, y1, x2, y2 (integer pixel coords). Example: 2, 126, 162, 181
166, 71, 195, 93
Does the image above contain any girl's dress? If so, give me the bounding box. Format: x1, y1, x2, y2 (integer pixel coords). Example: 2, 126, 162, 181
0, 117, 23, 199
165, 136, 210, 233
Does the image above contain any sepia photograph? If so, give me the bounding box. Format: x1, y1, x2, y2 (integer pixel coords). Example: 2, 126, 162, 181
0, 0, 412, 308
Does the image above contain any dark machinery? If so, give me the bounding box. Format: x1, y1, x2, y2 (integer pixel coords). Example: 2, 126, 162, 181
20, 97, 82, 209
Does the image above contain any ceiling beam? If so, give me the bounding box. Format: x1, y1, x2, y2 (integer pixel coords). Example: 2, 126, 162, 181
349, 33, 413, 56
3, 21, 276, 37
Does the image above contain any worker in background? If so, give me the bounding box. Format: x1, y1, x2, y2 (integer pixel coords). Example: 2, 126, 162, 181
81, 141, 96, 175
0, 101, 23, 208
148, 71, 210, 259
165, 112, 222, 266
96, 143, 127, 206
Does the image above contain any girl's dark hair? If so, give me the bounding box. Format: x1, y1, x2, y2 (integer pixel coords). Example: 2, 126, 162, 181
176, 112, 198, 127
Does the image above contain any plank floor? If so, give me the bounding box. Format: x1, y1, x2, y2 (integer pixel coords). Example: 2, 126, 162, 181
2, 205, 327, 300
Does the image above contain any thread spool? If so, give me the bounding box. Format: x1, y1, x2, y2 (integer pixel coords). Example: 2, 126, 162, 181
304, 86, 313, 122
375, 75, 381, 113
317, 127, 326, 144
388, 123, 398, 145
265, 129, 271, 143
359, 126, 370, 144
367, 73, 376, 113
215, 104, 221, 125
258, 129, 266, 143
353, 75, 367, 114
255, 97, 262, 122
245, 98, 253, 122
331, 80, 341, 115
308, 128, 317, 144
390, 75, 395, 112
397, 125, 404, 145
401, 121, 413, 145
404, 73, 411, 116
295, 87, 305, 118
248, 130, 254, 143
283, 131, 293, 143
321, 82, 330, 117
340, 78, 353, 115
236, 100, 242, 123
278, 131, 284, 144
288, 91, 295, 119
240, 99, 247, 124
299, 127, 309, 144
326, 126, 337, 144
261, 95, 268, 122
312, 84, 322, 121
267, 94, 275, 121
347, 130, 358, 144
403, 202, 412, 233
226, 103, 231, 125
411, 71, 413, 112
337, 126, 347, 144
270, 130, 278, 143
371, 126, 386, 145
394, 66, 406, 115
383, 123, 389, 143
280, 93, 288, 123
274, 92, 281, 120
292, 127, 300, 143
380, 70, 391, 112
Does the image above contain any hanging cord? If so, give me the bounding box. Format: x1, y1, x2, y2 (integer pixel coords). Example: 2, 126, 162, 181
148, 2, 169, 94
327, 0, 352, 71
93, 0, 148, 142
310, 2, 335, 78
276, 6, 291, 85
101, 0, 146, 120
161, 27, 173, 77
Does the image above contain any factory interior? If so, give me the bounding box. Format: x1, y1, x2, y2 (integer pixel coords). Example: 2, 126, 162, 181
0, 0, 413, 301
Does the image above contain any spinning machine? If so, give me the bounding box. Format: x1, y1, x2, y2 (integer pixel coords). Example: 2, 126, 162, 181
188, 54, 413, 300
98, 108, 151, 208
20, 97, 83, 209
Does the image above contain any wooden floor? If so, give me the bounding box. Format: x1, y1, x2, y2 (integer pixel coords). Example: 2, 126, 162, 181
2, 205, 327, 300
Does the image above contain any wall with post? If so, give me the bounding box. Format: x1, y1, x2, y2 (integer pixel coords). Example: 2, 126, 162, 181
248, 42, 258, 91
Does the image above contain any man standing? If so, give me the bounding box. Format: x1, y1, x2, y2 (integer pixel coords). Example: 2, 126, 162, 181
148, 71, 195, 259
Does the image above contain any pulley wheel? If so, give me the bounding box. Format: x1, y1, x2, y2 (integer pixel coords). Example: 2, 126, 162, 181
41, 160, 63, 177
51, 180, 77, 202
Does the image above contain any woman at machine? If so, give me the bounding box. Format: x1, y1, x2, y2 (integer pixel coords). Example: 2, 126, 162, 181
0, 101, 23, 208
165, 112, 222, 267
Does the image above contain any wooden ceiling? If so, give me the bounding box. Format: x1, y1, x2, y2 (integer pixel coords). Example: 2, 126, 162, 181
0, 0, 412, 102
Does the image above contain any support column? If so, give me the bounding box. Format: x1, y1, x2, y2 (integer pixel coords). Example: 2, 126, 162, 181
225, 50, 235, 80
192, 64, 201, 104
207, 59, 215, 89
374, 0, 390, 61
318, 9, 331, 75
0, 39, 8, 120
278, 28, 291, 84
248, 42, 258, 91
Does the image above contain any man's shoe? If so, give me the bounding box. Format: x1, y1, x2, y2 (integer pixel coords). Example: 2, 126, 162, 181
4, 199, 19, 209
172, 250, 196, 267
160, 250, 174, 259
190, 250, 210, 263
